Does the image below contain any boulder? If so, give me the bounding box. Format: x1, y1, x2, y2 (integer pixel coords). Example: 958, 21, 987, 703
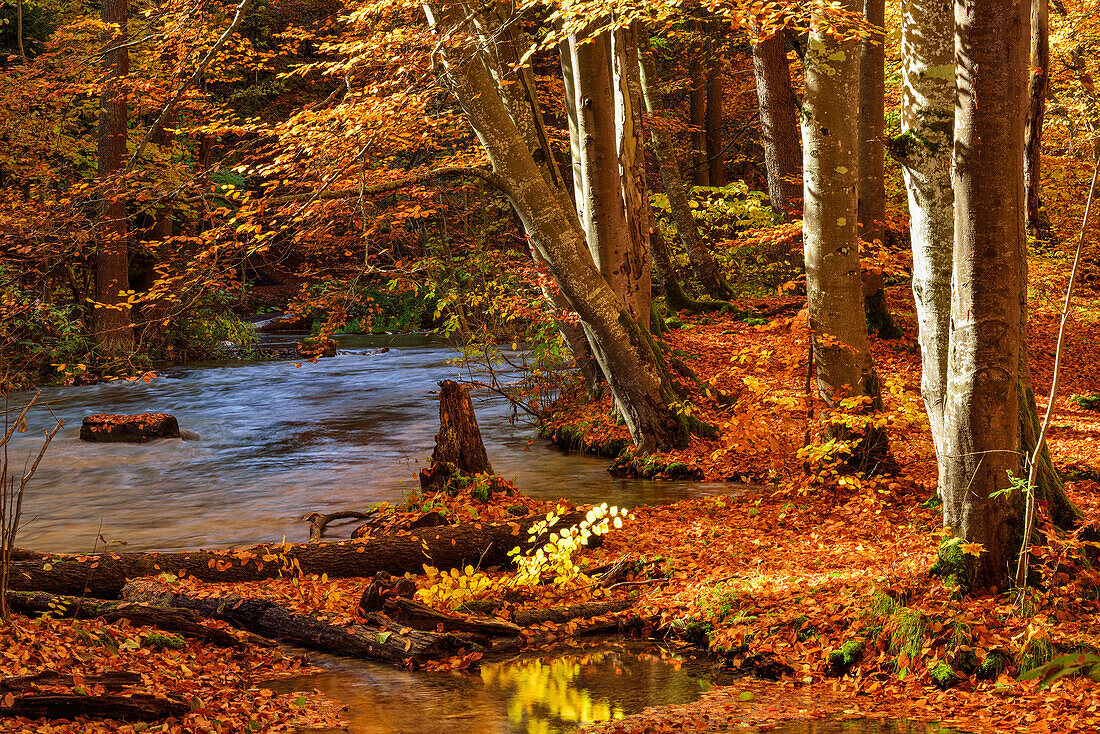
80, 414, 181, 443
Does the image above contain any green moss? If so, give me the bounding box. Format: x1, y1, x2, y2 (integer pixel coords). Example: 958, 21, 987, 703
827, 639, 865, 676
930, 537, 969, 591
978, 651, 1009, 680
144, 632, 187, 651
930, 661, 957, 689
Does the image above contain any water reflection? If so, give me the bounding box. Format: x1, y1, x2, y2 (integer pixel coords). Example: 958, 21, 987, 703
269, 643, 715, 734
8, 333, 735, 553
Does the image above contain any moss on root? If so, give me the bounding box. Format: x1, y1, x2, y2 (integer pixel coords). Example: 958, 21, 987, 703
929, 661, 957, 689
827, 639, 865, 677
609, 450, 704, 480
930, 537, 970, 592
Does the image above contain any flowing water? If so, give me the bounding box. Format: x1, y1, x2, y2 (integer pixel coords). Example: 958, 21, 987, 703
7, 333, 731, 554
5, 336, 958, 733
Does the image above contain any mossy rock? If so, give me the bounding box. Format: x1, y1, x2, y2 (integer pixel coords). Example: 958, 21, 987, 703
929, 661, 957, 689
978, 650, 1009, 681
826, 639, 865, 677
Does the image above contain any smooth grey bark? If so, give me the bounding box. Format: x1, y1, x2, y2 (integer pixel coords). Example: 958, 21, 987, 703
95, 0, 134, 354
802, 0, 888, 465
942, 0, 1030, 590
424, 4, 684, 451
751, 30, 802, 217
636, 33, 734, 303
899, 0, 955, 470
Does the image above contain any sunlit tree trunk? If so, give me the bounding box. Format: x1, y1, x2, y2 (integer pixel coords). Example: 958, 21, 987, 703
942, 0, 1029, 590
95, 0, 134, 354
858, 0, 900, 339
898, 0, 955, 477
802, 0, 889, 466
751, 30, 801, 218
637, 33, 734, 302
425, 4, 686, 451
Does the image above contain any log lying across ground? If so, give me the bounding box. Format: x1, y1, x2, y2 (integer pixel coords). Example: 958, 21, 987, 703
5, 591, 268, 649
1, 670, 142, 693
0, 692, 189, 721
122, 580, 476, 667
9, 510, 594, 598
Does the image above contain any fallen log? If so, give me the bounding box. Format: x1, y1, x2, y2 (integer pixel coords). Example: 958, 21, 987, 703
9, 509, 594, 598
381, 596, 522, 637
512, 599, 634, 627
123, 580, 475, 667
358, 571, 417, 614
1, 670, 141, 693
304, 510, 376, 541
0, 692, 189, 721
5, 591, 267, 650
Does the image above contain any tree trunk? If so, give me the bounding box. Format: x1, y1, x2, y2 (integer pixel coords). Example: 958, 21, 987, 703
0, 692, 188, 721
942, 0, 1030, 591
425, 4, 685, 451
898, 0, 955, 475
689, 38, 709, 187
859, 0, 901, 339
569, 29, 650, 327
612, 23, 653, 329
636, 34, 735, 302
419, 380, 492, 492
705, 28, 726, 187
751, 30, 802, 218
1025, 0, 1050, 239
95, 0, 133, 354
802, 0, 889, 467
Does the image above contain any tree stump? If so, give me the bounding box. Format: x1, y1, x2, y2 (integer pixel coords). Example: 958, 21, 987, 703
418, 380, 492, 493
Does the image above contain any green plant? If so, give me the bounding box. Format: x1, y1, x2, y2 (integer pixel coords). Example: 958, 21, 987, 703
1072, 394, 1100, 411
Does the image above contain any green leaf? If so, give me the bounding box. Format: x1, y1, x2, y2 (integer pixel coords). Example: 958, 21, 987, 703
376, 631, 392, 644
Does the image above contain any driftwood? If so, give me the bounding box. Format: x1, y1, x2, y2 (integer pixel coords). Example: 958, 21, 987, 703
9, 509, 594, 598
358, 571, 417, 614
5, 591, 267, 649
305, 510, 376, 541
353, 510, 448, 539
122, 580, 476, 667
0, 692, 189, 721
1, 670, 142, 692
419, 380, 492, 492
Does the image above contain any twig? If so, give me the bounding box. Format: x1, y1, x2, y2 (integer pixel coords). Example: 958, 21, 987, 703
1015, 152, 1100, 599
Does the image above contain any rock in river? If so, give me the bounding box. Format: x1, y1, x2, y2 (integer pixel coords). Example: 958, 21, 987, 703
79, 414, 181, 443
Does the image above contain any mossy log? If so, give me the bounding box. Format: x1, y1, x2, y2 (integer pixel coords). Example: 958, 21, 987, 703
8, 510, 594, 598
122, 580, 475, 668
5, 591, 266, 649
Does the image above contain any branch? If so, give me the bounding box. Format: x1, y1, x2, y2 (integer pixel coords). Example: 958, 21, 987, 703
1015, 152, 1100, 597
265, 166, 508, 205
124, 0, 254, 173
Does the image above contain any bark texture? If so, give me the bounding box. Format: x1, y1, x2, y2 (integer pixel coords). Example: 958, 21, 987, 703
705, 29, 726, 186
751, 31, 802, 217
419, 379, 492, 492
8, 510, 595, 598
425, 4, 684, 451
943, 0, 1030, 590
95, 0, 133, 353
899, 0, 955, 471
1025, 0, 1050, 238
802, 3, 889, 465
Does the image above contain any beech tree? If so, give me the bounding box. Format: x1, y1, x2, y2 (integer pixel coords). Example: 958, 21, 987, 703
750, 30, 801, 218
423, 3, 691, 452
95, 0, 133, 354
801, 1, 889, 465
